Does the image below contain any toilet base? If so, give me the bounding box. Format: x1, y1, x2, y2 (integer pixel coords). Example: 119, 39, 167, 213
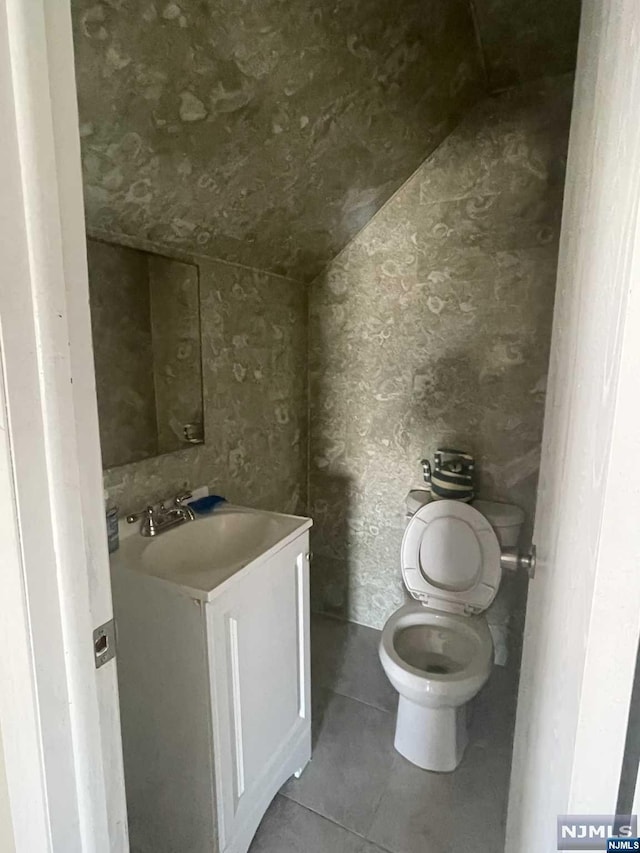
393, 696, 468, 772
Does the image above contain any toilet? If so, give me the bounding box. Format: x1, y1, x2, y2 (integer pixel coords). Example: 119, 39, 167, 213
379, 496, 524, 772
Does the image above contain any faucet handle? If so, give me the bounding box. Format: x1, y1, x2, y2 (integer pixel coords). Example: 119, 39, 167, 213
126, 505, 155, 524
174, 491, 192, 507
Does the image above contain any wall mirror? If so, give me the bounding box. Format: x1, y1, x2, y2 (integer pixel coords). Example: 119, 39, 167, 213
86, 238, 204, 469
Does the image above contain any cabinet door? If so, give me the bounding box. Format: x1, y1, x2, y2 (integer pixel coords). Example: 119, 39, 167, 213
207, 535, 310, 852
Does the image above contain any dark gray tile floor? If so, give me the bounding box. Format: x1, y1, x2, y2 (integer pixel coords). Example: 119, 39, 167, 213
249, 613, 519, 853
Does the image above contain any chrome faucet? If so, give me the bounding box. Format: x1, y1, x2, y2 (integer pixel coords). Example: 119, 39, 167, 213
127, 491, 195, 537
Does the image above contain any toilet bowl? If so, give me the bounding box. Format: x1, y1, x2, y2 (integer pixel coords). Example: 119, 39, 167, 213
379, 602, 492, 771
379, 497, 524, 772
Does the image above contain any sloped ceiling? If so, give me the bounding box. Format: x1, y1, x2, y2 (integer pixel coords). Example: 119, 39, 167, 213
72, 0, 483, 282
72, 0, 580, 283
471, 0, 582, 91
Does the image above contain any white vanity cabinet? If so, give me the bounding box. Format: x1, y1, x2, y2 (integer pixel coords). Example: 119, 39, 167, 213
110, 510, 311, 853
208, 537, 311, 852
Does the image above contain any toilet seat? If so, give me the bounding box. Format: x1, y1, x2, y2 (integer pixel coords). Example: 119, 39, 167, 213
379, 603, 493, 707
401, 500, 500, 615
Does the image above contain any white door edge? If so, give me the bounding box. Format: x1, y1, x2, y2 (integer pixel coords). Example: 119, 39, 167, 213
0, 345, 50, 853
0, 0, 127, 849
506, 1, 640, 848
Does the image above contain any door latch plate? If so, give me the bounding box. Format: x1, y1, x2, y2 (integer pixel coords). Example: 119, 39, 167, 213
93, 618, 116, 669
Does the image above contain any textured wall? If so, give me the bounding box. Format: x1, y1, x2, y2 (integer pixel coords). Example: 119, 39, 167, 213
71, 0, 482, 282
103, 252, 307, 517
471, 0, 581, 90
309, 76, 574, 628
76, 0, 578, 628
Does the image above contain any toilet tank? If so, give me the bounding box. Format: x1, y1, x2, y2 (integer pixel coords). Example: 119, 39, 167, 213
405, 489, 432, 517
405, 491, 525, 547
471, 499, 525, 547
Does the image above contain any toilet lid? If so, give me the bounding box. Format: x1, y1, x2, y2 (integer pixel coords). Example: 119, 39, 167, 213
401, 500, 501, 615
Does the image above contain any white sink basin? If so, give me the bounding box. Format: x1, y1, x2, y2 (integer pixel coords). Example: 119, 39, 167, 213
112, 505, 311, 600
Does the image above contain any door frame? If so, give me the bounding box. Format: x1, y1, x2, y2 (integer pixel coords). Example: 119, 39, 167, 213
0, 0, 127, 850
2, 0, 640, 850
506, 1, 640, 848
